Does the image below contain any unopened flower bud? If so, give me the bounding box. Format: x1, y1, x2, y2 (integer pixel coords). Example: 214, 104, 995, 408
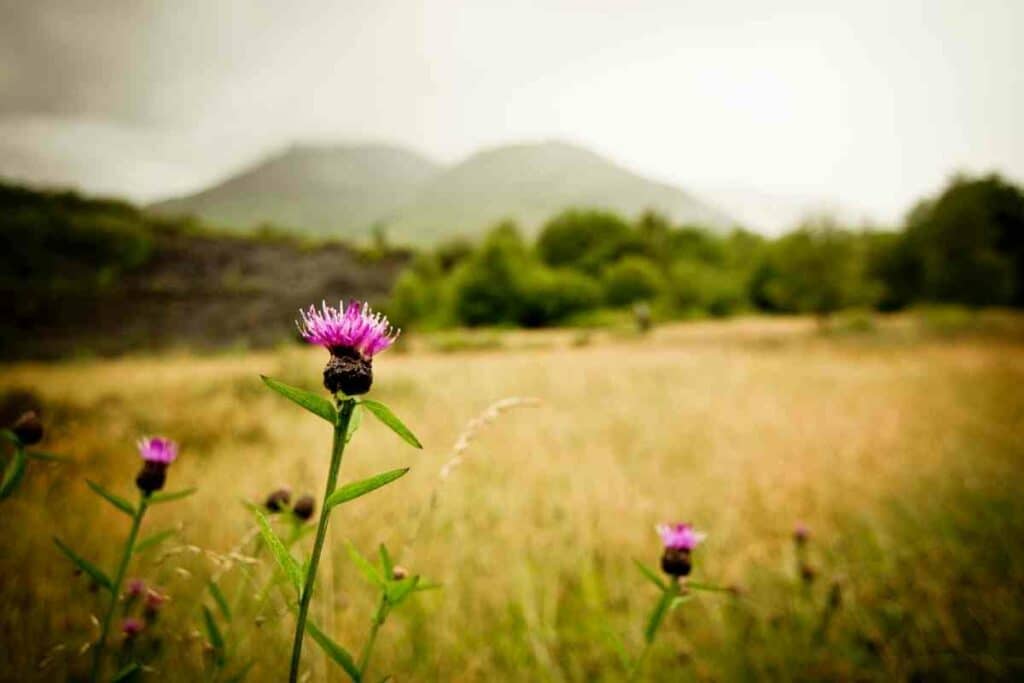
144, 589, 166, 620
323, 348, 374, 396
793, 522, 811, 546
660, 547, 692, 577
265, 488, 292, 512
392, 565, 408, 581
800, 563, 817, 584
11, 410, 43, 445
124, 578, 146, 602
135, 437, 178, 494
292, 494, 315, 521
136, 460, 168, 494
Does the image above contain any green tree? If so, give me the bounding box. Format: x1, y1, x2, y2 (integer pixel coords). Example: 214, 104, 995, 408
536, 209, 636, 273
602, 256, 665, 307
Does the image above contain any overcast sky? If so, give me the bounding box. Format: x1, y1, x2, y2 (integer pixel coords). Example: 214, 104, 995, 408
1, 0, 1021, 231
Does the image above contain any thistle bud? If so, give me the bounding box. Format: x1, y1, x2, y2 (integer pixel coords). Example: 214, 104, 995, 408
11, 410, 43, 445
124, 578, 146, 604
265, 488, 292, 512
144, 589, 167, 620
800, 563, 817, 584
392, 565, 408, 581
323, 348, 373, 396
135, 437, 178, 495
793, 522, 810, 546
121, 617, 144, 639
292, 494, 316, 521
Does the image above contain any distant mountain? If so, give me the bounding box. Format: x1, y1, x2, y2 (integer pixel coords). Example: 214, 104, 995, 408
150, 144, 441, 237
150, 140, 734, 243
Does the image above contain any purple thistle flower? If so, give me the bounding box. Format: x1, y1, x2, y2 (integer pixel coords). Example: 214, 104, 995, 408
125, 578, 146, 599
794, 521, 811, 544
657, 522, 707, 551
138, 437, 178, 464
297, 300, 399, 359
121, 617, 144, 638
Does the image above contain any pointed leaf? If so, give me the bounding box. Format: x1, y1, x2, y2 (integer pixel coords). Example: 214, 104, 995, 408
202, 605, 226, 667
412, 581, 442, 593
307, 620, 361, 681
634, 559, 667, 591
345, 403, 363, 443
26, 450, 67, 462
386, 575, 420, 605
209, 580, 232, 622
326, 468, 410, 509
134, 528, 177, 554
149, 487, 197, 504
253, 509, 304, 594
86, 480, 136, 515
686, 580, 734, 594
359, 399, 422, 449
644, 588, 676, 644
0, 448, 27, 500
261, 375, 337, 424
345, 542, 386, 589
378, 544, 393, 577
53, 537, 112, 591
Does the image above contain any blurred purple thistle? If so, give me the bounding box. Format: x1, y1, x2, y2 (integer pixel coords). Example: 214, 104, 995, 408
297, 300, 399, 359
124, 578, 146, 599
794, 521, 811, 545
137, 437, 178, 464
121, 617, 144, 638
657, 523, 706, 551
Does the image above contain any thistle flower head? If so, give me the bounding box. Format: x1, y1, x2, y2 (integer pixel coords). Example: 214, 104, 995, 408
125, 578, 146, 599
11, 410, 43, 445
137, 437, 178, 464
121, 617, 144, 637
794, 521, 811, 544
657, 522, 706, 551
292, 494, 315, 522
297, 300, 399, 359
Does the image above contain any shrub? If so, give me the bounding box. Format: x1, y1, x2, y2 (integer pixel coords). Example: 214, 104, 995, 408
602, 256, 665, 307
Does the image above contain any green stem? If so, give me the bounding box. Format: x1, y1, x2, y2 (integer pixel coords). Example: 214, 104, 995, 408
90, 492, 149, 683
358, 594, 388, 679
288, 399, 355, 683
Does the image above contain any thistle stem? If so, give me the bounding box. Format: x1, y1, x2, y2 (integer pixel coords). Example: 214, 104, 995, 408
358, 594, 388, 679
90, 492, 149, 683
288, 398, 355, 683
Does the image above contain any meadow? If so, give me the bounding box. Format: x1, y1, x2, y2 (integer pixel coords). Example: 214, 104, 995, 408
2, 312, 1023, 681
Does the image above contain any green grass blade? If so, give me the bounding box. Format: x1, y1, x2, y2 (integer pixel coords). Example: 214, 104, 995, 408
111, 662, 141, 682
208, 580, 232, 622
325, 468, 410, 509
201, 605, 226, 667
306, 620, 361, 682
25, 450, 67, 462
345, 541, 386, 589
260, 375, 337, 424
53, 537, 112, 591
359, 399, 423, 449
86, 480, 136, 515
634, 559, 667, 591
253, 509, 304, 595
0, 448, 27, 500
149, 487, 197, 504
686, 581, 734, 594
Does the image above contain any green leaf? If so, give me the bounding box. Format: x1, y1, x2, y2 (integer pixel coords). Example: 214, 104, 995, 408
261, 375, 337, 424
149, 487, 197, 504
325, 468, 410, 509
386, 575, 420, 605
25, 450, 67, 462
253, 509, 304, 595
202, 605, 226, 667
359, 399, 422, 449
209, 580, 232, 622
111, 662, 141, 682
345, 402, 363, 443
686, 580, 734, 594
634, 559, 667, 591
345, 542, 386, 589
644, 587, 676, 644
86, 480, 136, 515
306, 620, 361, 682
378, 544, 393, 577
0, 448, 27, 500
53, 537, 112, 591
134, 528, 177, 554
412, 581, 442, 593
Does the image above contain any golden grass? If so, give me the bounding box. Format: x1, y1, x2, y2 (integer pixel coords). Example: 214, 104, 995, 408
2, 314, 1023, 681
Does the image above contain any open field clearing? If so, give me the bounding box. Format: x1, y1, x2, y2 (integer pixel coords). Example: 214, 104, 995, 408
2, 314, 1024, 681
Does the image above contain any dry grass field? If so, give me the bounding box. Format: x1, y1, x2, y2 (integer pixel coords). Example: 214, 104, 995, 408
2, 313, 1023, 681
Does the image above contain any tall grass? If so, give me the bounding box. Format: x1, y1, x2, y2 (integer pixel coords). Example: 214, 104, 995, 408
1, 314, 1023, 680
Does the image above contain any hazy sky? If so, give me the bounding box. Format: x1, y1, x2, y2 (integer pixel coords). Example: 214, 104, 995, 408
1, 0, 1021, 231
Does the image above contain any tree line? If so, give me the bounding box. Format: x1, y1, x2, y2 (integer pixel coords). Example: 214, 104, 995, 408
388, 173, 1024, 328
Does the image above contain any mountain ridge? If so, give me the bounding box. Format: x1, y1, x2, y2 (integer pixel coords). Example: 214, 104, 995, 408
149, 140, 735, 243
